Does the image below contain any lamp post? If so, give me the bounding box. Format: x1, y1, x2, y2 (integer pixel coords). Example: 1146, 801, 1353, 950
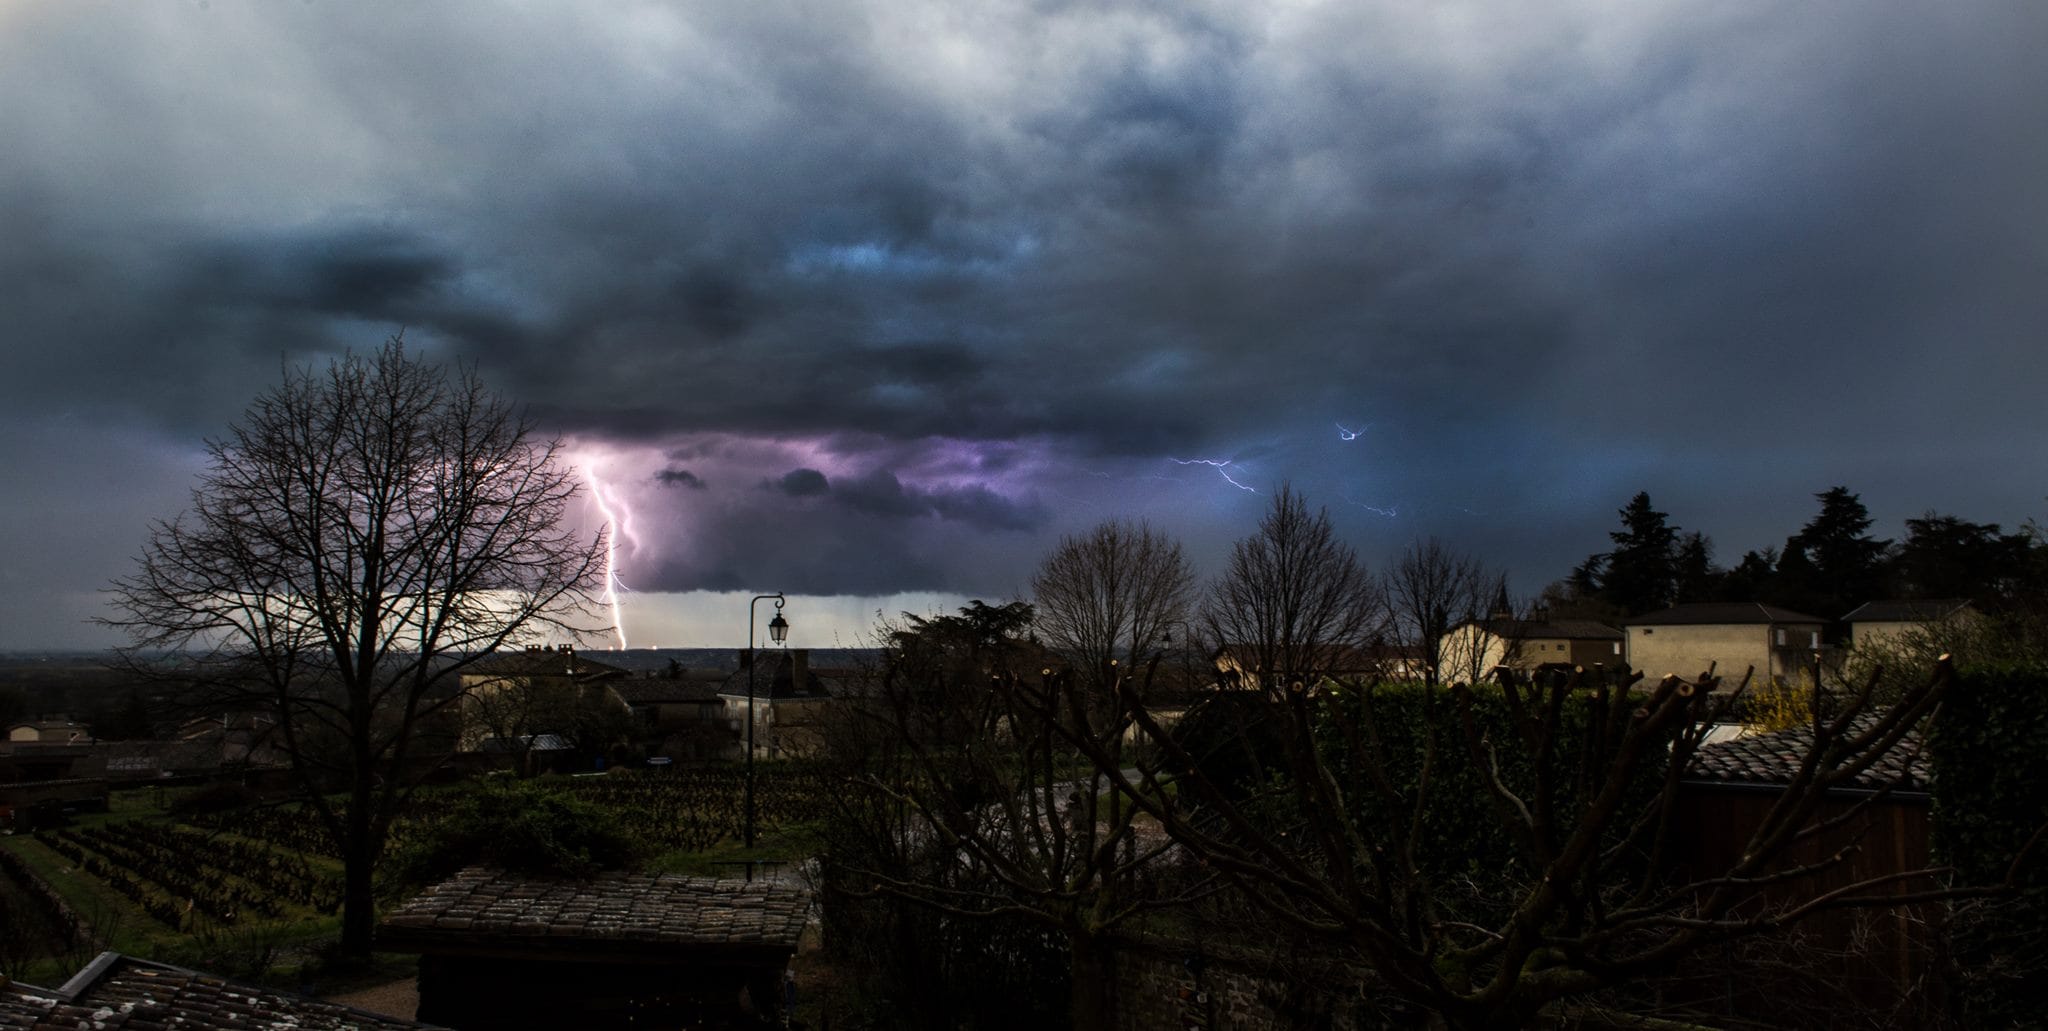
744, 593, 788, 848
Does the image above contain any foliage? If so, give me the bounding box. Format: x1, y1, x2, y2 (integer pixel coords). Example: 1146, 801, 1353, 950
1891, 513, 2034, 603
1778, 486, 1890, 618
1743, 672, 1818, 732
385, 779, 646, 889
1927, 663, 2048, 1026
1599, 492, 1680, 616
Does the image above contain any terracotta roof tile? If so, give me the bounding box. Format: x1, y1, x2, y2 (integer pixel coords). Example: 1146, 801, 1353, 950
1686, 716, 1930, 791
381, 867, 809, 952
0, 954, 434, 1029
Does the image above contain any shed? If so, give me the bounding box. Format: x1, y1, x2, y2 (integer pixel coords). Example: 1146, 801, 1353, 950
379, 867, 809, 1028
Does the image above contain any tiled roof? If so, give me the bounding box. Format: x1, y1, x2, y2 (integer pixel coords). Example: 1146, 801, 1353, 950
717, 654, 835, 700
1463, 619, 1622, 640
1842, 599, 1974, 624
380, 867, 810, 954
1686, 717, 1929, 791
0, 952, 433, 1030
1627, 602, 1826, 627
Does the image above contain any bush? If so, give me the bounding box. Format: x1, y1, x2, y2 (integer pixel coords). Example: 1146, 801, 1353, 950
1928, 663, 2048, 1026
385, 779, 647, 891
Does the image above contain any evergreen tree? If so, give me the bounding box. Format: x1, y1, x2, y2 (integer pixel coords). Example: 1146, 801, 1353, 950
1600, 492, 1680, 615
1719, 548, 1780, 604
1788, 487, 1889, 616
1672, 531, 1718, 604
1891, 513, 2033, 605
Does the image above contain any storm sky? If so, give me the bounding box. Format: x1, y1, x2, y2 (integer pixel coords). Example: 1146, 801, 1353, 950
4, 1, 2045, 650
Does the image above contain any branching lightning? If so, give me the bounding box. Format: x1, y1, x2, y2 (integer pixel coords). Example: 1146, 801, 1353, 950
1345, 497, 1399, 518
584, 465, 636, 650
1336, 422, 1367, 441
1169, 457, 1259, 494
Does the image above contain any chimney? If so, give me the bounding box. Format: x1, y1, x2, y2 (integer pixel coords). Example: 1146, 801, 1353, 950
792, 649, 810, 694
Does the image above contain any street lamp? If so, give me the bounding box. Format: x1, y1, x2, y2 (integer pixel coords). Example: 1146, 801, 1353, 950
744, 593, 789, 848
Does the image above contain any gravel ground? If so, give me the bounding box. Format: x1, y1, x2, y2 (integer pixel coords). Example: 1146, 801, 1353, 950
327, 978, 420, 1022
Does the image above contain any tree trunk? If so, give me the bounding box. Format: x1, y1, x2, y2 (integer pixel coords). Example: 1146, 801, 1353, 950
339, 775, 377, 958
1068, 929, 1115, 1031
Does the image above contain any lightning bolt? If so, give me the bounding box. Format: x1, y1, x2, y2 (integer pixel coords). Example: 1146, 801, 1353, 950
584, 466, 633, 650
1169, 458, 1259, 494
1336, 422, 1367, 441
1344, 497, 1399, 518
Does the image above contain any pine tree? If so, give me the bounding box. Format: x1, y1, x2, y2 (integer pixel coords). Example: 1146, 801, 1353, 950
1600, 492, 1680, 615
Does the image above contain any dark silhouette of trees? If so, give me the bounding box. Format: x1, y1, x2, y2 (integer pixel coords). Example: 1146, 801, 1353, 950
1203, 485, 1387, 689
1780, 487, 1889, 617
1390, 537, 1503, 688
1891, 513, 2034, 604
104, 339, 606, 956
1031, 518, 1197, 696
1087, 646, 1967, 1028
1598, 492, 1680, 615
825, 604, 1211, 1030
1671, 531, 1718, 604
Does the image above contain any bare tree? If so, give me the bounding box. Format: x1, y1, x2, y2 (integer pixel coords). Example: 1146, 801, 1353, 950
1389, 537, 1505, 688
1031, 518, 1197, 694
104, 339, 606, 956
1203, 485, 1387, 691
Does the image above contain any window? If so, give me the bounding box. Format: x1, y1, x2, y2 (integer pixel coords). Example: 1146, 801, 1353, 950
1775, 629, 1787, 646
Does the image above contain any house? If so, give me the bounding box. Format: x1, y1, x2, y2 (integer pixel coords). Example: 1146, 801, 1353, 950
1842, 598, 1979, 652
1624, 602, 1827, 685
718, 649, 839, 760
0, 951, 430, 1029
380, 866, 809, 1029
1436, 617, 1624, 681
455, 644, 631, 753
6, 719, 93, 744
612, 671, 732, 761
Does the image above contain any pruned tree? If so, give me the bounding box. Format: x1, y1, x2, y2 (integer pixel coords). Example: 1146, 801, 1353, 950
1031, 518, 1197, 697
1203, 485, 1387, 691
104, 339, 606, 956
1079, 645, 1979, 1028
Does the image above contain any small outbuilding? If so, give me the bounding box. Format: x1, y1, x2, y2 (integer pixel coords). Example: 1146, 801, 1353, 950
379, 867, 810, 1029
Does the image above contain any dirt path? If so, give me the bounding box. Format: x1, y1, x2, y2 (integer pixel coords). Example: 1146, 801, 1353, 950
327, 978, 420, 1022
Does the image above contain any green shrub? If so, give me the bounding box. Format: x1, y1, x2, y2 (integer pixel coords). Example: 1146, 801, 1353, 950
385, 779, 647, 891
1928, 663, 2048, 1026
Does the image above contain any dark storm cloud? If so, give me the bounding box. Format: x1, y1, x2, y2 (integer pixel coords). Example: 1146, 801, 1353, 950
758, 465, 1047, 534
181, 225, 456, 319
772, 469, 832, 498
3, 1, 2046, 645
653, 468, 706, 490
